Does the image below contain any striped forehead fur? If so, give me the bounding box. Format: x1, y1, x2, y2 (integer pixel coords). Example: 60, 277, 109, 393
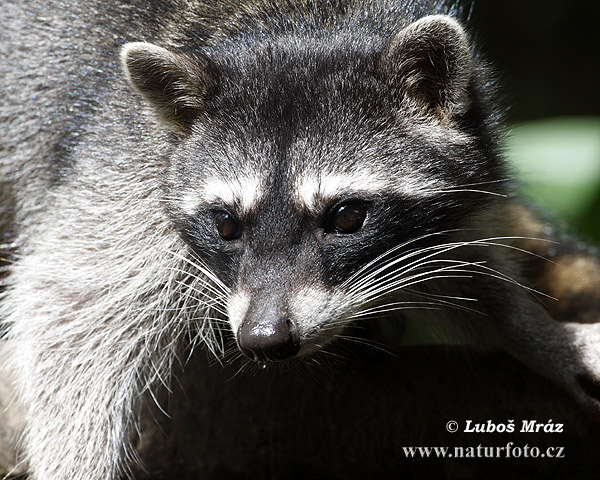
295, 171, 446, 212
180, 176, 264, 216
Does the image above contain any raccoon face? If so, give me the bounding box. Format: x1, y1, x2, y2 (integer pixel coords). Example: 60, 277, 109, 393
122, 16, 504, 362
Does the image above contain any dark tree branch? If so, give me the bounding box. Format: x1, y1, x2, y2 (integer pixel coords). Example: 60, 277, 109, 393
2, 345, 599, 479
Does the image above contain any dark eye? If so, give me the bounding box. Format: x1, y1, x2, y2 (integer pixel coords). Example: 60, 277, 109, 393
215, 211, 242, 240
331, 202, 366, 234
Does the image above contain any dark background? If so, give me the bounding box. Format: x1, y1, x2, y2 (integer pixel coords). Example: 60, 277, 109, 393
470, 0, 599, 121
468, 0, 600, 241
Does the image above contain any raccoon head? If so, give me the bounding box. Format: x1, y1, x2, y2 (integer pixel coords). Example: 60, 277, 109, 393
121, 15, 505, 363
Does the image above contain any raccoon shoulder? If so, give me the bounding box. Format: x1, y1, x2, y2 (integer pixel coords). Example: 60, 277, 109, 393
507, 200, 600, 324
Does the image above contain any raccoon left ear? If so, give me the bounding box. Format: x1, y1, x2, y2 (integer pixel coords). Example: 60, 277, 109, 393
378, 15, 472, 120
121, 42, 213, 133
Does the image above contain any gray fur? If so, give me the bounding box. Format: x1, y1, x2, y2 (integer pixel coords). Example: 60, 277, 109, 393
1, 1, 599, 478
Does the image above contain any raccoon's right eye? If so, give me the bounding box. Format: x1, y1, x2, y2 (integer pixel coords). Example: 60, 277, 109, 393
329, 202, 367, 234
214, 211, 242, 240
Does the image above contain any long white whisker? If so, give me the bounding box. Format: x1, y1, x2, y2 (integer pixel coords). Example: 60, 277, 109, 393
167, 249, 230, 295
340, 230, 463, 288
356, 269, 477, 305
169, 268, 229, 301
346, 235, 554, 299
422, 188, 507, 197
345, 240, 471, 294
349, 249, 485, 298
349, 301, 446, 318
403, 287, 477, 303
173, 281, 229, 316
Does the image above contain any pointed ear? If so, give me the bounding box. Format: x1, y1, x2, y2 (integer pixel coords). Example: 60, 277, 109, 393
120, 42, 212, 132
378, 15, 472, 119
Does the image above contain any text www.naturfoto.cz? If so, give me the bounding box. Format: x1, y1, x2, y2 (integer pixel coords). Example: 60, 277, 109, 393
403, 444, 565, 459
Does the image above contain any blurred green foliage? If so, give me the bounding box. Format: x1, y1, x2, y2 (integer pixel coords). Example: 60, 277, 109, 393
505, 117, 600, 242
473, 0, 600, 243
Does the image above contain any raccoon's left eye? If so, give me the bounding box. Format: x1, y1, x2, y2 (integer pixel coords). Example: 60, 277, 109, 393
215, 211, 242, 240
330, 202, 366, 234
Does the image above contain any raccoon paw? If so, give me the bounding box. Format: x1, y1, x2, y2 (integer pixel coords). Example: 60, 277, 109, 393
564, 322, 600, 415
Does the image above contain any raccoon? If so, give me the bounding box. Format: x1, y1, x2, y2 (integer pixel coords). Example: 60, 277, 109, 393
0, 0, 599, 478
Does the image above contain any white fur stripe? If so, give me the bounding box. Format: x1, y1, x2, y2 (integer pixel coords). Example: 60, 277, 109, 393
181, 176, 263, 216
227, 289, 251, 333
295, 172, 444, 212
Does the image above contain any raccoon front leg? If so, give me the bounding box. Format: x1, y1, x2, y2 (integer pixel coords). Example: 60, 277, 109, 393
4, 228, 188, 478
562, 322, 600, 407
482, 284, 600, 413
6, 286, 177, 478
13, 333, 149, 479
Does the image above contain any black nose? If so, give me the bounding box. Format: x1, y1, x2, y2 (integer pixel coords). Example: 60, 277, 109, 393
238, 317, 300, 362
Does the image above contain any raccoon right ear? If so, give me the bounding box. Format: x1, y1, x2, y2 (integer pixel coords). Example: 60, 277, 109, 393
378, 15, 472, 120
121, 42, 212, 133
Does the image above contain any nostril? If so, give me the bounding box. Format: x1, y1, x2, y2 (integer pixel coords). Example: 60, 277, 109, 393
238, 316, 300, 362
